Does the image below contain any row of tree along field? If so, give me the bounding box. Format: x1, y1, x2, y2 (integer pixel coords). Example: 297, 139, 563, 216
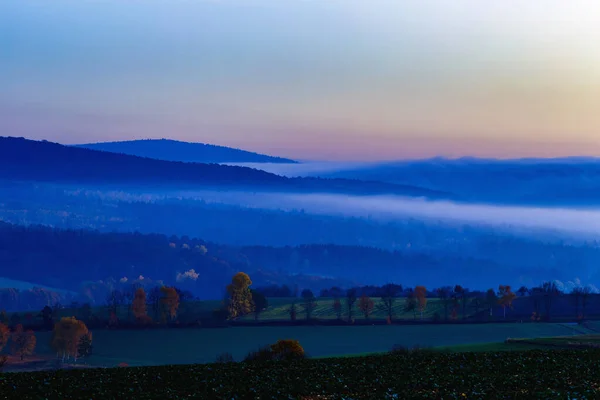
1, 273, 598, 331
0, 316, 93, 371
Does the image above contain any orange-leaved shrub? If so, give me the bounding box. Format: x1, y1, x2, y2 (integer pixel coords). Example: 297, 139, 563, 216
270, 339, 305, 360
244, 339, 305, 362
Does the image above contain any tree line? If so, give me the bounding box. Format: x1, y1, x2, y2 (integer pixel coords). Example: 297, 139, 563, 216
1, 276, 597, 332
246, 280, 600, 323
0, 315, 94, 371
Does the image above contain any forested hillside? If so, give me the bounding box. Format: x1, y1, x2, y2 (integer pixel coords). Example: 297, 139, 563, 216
0, 221, 520, 299
1, 182, 599, 291
76, 139, 297, 164
0, 137, 446, 198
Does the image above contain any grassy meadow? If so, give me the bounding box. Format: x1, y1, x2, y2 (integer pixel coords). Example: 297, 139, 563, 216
238, 297, 459, 321
23, 322, 594, 368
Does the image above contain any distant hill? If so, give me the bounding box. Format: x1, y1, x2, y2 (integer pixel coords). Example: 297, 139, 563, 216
0, 137, 450, 199
75, 139, 297, 164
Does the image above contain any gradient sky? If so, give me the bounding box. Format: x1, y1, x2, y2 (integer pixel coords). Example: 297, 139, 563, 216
2, 1, 600, 161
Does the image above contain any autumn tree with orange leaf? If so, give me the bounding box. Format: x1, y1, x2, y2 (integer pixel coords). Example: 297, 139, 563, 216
0, 322, 9, 370
414, 286, 427, 320
345, 288, 357, 322
160, 286, 180, 323
226, 272, 254, 320
452, 285, 470, 320
497, 285, 516, 319
270, 339, 305, 360
378, 284, 401, 323
51, 317, 90, 362
358, 294, 374, 319
0, 322, 9, 350
11, 324, 36, 361
132, 287, 148, 322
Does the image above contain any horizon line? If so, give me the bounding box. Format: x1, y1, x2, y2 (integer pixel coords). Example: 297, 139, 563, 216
5, 135, 600, 164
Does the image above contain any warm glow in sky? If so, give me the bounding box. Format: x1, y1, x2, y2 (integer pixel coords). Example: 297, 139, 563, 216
1, 0, 600, 161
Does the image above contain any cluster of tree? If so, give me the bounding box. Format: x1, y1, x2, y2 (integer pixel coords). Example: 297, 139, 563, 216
0, 322, 37, 366
282, 284, 429, 323
105, 284, 184, 324
316, 281, 600, 323
0, 283, 189, 332
3, 269, 599, 332
266, 281, 600, 324
519, 282, 596, 322
320, 284, 405, 299
50, 317, 93, 362
87, 275, 600, 326
254, 284, 298, 298
0, 314, 94, 371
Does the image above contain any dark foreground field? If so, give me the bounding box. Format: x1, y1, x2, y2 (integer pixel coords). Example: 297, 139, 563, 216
2, 350, 600, 399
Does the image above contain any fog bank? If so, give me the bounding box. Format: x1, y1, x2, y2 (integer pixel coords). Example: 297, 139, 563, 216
82, 187, 600, 237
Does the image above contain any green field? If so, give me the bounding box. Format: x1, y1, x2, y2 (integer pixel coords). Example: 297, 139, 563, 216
238, 297, 462, 321
23, 322, 594, 368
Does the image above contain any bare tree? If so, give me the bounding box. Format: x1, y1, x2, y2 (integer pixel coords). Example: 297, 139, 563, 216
345, 288, 357, 322
570, 287, 584, 320
301, 289, 317, 320
147, 286, 162, 321
485, 289, 497, 317
471, 292, 484, 319
541, 281, 560, 321
377, 284, 400, 322
454, 285, 470, 320
404, 289, 417, 320
528, 286, 544, 318
582, 287, 593, 320
105, 290, 124, 318
436, 286, 453, 321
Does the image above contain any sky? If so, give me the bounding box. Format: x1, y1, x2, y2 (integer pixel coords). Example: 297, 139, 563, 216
1, 0, 600, 161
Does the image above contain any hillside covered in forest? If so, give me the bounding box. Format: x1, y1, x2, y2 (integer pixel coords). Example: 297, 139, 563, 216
76, 138, 297, 164
0, 137, 448, 199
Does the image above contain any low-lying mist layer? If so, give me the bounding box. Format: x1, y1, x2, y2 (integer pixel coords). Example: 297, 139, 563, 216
231, 160, 600, 208
119, 189, 600, 238
4, 182, 600, 290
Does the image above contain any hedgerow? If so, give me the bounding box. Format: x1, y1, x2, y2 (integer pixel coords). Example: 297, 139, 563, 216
1, 350, 600, 399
